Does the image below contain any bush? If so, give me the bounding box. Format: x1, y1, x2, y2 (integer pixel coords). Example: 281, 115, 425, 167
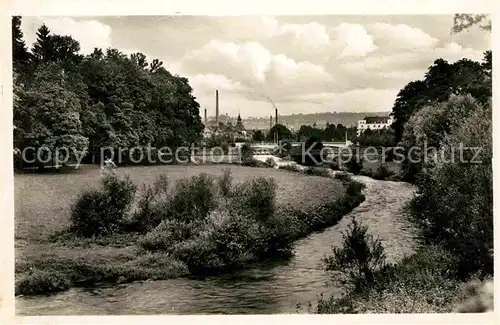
410, 100, 492, 279
240, 142, 254, 164
169, 173, 217, 223
265, 157, 278, 168
329, 159, 342, 171
305, 167, 331, 177
129, 174, 171, 232
291, 136, 324, 166
323, 218, 387, 293
231, 177, 277, 223
315, 245, 463, 314
345, 155, 364, 174
70, 175, 137, 237
334, 171, 352, 182
278, 163, 303, 173
372, 163, 393, 180
138, 219, 201, 252
16, 270, 71, 296
242, 158, 268, 168
218, 168, 233, 196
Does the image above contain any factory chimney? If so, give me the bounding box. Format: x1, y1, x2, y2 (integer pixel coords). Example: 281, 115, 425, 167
275, 108, 278, 126
204, 108, 207, 125
215, 90, 219, 124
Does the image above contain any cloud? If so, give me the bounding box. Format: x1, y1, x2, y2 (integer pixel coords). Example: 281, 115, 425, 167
369, 23, 439, 50
342, 42, 485, 74
279, 22, 331, 48
189, 73, 246, 94
22, 17, 112, 54
18, 16, 490, 118
331, 23, 378, 58
179, 40, 334, 99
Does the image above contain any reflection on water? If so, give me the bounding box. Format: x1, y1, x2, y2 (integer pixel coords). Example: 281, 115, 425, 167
17, 176, 418, 315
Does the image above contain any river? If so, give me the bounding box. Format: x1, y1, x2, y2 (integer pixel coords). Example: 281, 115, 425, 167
17, 175, 419, 315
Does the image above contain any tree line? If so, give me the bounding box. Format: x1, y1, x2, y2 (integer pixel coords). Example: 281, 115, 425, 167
250, 123, 357, 143
12, 17, 204, 168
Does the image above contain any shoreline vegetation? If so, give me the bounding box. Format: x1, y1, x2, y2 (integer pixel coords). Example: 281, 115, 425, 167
15, 163, 365, 297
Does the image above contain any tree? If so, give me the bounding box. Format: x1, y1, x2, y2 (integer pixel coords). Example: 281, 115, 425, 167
49, 35, 83, 67
391, 80, 431, 143
253, 130, 265, 142
452, 58, 491, 104
424, 58, 455, 102
452, 14, 491, 34
149, 58, 163, 72
323, 218, 387, 292
131, 52, 148, 69
15, 73, 89, 165
12, 16, 31, 73
267, 124, 293, 142
31, 24, 52, 64
15, 26, 205, 169
410, 96, 492, 278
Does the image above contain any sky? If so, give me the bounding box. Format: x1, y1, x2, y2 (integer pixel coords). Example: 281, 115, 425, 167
20, 15, 491, 118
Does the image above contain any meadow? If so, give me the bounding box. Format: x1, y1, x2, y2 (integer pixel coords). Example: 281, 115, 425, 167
15, 164, 343, 244
15, 164, 362, 296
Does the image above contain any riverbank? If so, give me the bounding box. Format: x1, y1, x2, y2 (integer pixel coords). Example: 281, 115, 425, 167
309, 174, 493, 314
17, 168, 419, 315
15, 164, 364, 297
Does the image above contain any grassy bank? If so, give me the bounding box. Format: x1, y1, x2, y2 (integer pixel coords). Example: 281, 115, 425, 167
15, 164, 364, 296
311, 235, 492, 314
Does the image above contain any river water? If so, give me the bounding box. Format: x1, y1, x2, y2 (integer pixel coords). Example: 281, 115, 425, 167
17, 175, 419, 315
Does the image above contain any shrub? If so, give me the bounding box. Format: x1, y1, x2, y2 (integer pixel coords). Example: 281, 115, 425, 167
323, 218, 387, 293
278, 163, 303, 173
232, 177, 277, 223
242, 158, 268, 168
315, 246, 463, 314
169, 173, 217, 223
240, 142, 254, 164
132, 184, 160, 232
305, 167, 331, 177
265, 157, 277, 168
70, 175, 137, 237
329, 159, 342, 171
291, 136, 324, 166
129, 174, 171, 232
345, 155, 364, 175
384, 147, 395, 162
359, 168, 373, 177
16, 270, 71, 295
218, 168, 233, 196
410, 100, 492, 279
372, 163, 393, 180
138, 219, 201, 252
334, 171, 352, 182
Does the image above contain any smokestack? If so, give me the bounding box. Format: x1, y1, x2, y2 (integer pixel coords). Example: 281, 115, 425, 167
204, 108, 207, 125
215, 90, 219, 124
275, 108, 278, 126
270, 115, 273, 130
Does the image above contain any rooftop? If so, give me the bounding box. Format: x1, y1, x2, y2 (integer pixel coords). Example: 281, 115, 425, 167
363, 116, 391, 124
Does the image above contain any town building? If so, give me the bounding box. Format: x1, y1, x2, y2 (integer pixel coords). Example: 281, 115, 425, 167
357, 116, 394, 136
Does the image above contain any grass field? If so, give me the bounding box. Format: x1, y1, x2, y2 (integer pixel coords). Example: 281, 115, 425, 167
15, 164, 345, 273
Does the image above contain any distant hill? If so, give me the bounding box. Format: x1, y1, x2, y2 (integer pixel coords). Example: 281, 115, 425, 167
206, 111, 391, 131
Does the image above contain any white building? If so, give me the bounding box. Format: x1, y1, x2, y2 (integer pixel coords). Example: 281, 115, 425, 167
357, 116, 394, 136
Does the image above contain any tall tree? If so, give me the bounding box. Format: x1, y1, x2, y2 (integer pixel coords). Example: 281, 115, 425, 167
267, 124, 293, 142
31, 24, 52, 64
12, 16, 31, 73
391, 80, 429, 142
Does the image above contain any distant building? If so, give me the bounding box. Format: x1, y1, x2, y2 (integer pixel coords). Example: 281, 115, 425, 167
357, 116, 394, 136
